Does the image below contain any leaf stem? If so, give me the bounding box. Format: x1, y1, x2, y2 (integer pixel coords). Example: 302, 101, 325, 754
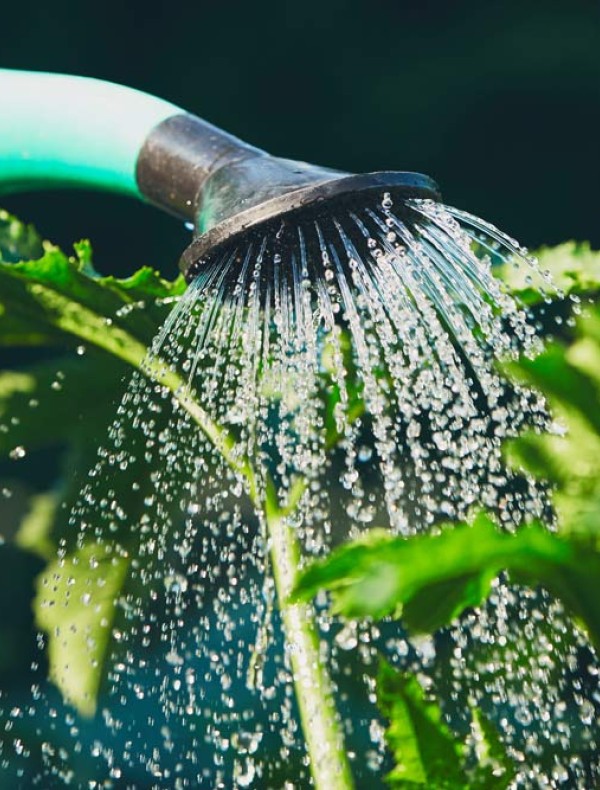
265, 483, 354, 790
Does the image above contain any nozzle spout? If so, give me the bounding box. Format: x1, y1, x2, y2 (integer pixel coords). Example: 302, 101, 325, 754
136, 113, 348, 232
136, 112, 441, 281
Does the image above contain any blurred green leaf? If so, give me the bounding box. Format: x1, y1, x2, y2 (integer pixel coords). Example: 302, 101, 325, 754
499, 241, 600, 304
14, 491, 58, 561
35, 542, 129, 717
401, 572, 494, 636
320, 329, 366, 449
503, 342, 600, 437
469, 708, 515, 789
377, 660, 466, 788
504, 302, 600, 542
0, 208, 43, 263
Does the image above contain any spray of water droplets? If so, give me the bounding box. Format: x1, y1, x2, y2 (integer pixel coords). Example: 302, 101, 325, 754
1, 196, 598, 787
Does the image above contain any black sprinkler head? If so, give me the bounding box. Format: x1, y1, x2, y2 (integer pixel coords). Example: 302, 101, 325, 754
135, 114, 441, 282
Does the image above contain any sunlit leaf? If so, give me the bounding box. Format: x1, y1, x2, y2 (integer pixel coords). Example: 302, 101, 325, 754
505, 302, 600, 542
469, 708, 515, 789
377, 660, 466, 787
14, 492, 58, 561
503, 341, 600, 436
0, 218, 185, 352
293, 514, 600, 651
35, 543, 129, 717
292, 513, 506, 625
499, 241, 600, 303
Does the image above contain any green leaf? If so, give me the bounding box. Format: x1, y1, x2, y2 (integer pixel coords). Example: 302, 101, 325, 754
292, 514, 503, 625
377, 660, 466, 788
293, 514, 600, 652
503, 341, 600, 437
499, 241, 600, 303
0, 208, 43, 263
0, 232, 185, 352
35, 542, 129, 717
504, 302, 600, 542
14, 492, 58, 561
320, 328, 366, 449
401, 572, 495, 635
0, 220, 240, 483
377, 665, 516, 788
469, 708, 515, 789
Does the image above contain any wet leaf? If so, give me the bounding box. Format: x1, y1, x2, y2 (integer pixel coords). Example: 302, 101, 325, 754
35, 543, 129, 717
469, 708, 515, 789
0, 215, 185, 352
292, 513, 505, 624
293, 514, 600, 652
377, 660, 466, 787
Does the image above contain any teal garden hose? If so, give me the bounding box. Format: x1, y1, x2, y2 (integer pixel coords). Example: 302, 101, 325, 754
0, 70, 178, 197
0, 69, 439, 278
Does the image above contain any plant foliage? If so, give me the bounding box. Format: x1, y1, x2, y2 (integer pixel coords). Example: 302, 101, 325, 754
1, 210, 599, 785
292, 513, 600, 652
377, 661, 514, 789
0, 212, 184, 714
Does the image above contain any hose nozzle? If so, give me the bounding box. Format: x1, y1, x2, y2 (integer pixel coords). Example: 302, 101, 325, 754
135, 114, 441, 280
0, 70, 441, 279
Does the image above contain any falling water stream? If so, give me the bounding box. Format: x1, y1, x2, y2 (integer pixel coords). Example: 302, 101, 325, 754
1, 197, 599, 787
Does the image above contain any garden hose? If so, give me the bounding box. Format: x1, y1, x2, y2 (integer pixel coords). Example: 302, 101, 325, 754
0, 69, 440, 278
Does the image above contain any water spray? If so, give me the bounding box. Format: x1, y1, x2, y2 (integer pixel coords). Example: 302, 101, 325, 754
2, 70, 589, 789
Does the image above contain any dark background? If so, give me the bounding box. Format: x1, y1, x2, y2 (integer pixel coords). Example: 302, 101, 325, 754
1, 0, 599, 278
